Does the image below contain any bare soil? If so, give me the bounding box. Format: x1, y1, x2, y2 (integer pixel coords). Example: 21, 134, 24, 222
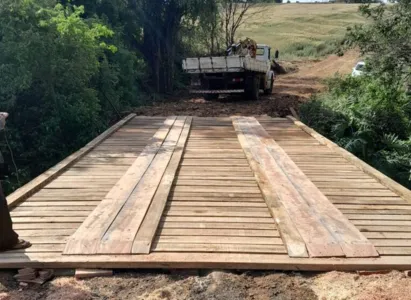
134, 50, 359, 118
2, 270, 411, 300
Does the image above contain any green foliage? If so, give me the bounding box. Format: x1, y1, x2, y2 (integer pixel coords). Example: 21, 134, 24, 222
300, 75, 411, 188
0, 0, 142, 193
300, 0, 411, 187
346, 0, 411, 85
0, 0, 228, 194
283, 39, 343, 59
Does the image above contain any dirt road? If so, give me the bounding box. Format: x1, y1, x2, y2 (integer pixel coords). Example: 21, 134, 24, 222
134, 50, 359, 117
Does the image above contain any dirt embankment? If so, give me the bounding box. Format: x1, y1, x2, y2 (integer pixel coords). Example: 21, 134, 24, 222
2, 270, 411, 300
134, 50, 359, 118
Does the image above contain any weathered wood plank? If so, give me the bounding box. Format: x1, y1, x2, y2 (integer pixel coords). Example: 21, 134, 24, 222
132, 117, 192, 254
237, 117, 378, 258
232, 117, 308, 258
63, 117, 176, 255
98, 117, 187, 254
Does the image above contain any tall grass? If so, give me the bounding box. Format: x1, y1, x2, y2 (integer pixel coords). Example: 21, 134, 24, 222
238, 4, 367, 60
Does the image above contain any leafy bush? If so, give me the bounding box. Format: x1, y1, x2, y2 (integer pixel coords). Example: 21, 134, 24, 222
0, 0, 141, 193
300, 0, 411, 188
300, 75, 411, 188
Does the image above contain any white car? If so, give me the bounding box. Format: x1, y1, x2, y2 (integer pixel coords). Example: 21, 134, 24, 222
352, 61, 365, 77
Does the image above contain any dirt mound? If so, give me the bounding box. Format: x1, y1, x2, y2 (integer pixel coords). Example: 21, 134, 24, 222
3, 270, 411, 300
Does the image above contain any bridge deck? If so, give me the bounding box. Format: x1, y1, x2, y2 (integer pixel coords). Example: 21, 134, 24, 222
2, 115, 411, 270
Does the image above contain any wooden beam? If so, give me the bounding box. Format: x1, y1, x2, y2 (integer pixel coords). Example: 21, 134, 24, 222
75, 269, 113, 279
234, 117, 378, 258
252, 118, 378, 258
287, 116, 411, 203
133, 117, 192, 254
232, 117, 308, 258
7, 114, 136, 209
97, 117, 187, 254
63, 117, 176, 255
2, 252, 411, 271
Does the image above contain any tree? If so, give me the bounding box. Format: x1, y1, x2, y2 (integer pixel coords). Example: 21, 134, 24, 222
0, 0, 117, 192
346, 0, 411, 87
221, 0, 257, 47
138, 0, 218, 94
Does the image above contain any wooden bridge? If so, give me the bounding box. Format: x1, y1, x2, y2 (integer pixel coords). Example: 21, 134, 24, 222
2, 114, 411, 270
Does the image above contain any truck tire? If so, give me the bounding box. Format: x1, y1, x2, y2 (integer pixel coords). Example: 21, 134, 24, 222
204, 93, 219, 100
264, 76, 274, 95
245, 74, 259, 101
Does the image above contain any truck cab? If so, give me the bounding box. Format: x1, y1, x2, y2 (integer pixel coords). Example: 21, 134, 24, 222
256, 44, 272, 61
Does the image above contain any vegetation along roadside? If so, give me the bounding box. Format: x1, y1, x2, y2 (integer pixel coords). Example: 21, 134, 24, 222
300, 0, 411, 188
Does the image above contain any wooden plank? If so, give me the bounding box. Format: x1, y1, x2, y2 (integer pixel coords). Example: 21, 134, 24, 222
364, 232, 411, 239
14, 229, 75, 236
10, 244, 65, 253
19, 202, 99, 207
75, 269, 113, 279
133, 117, 192, 254
5, 252, 411, 271
170, 196, 263, 202
98, 117, 187, 254
235, 117, 342, 257
158, 228, 279, 237
152, 243, 287, 254
236, 117, 378, 258
263, 118, 379, 258
63, 117, 177, 255
7, 114, 136, 208
162, 216, 273, 223
13, 217, 85, 223
160, 222, 277, 230
163, 209, 271, 218
13, 223, 81, 230
168, 201, 267, 207
357, 225, 411, 232
232, 117, 308, 258
375, 247, 411, 255
288, 116, 411, 202
174, 180, 257, 187
171, 186, 261, 194
155, 236, 283, 245
11, 211, 90, 217
14, 205, 96, 210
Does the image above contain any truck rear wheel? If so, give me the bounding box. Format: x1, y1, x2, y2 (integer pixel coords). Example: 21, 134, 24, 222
264, 76, 274, 95
204, 93, 219, 100
245, 75, 259, 101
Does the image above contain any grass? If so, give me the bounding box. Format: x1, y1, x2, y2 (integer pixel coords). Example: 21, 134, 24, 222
238, 3, 368, 60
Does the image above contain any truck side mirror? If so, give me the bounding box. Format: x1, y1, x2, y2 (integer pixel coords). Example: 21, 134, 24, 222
275, 50, 279, 60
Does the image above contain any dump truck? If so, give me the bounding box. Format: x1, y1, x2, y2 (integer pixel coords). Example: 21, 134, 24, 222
182, 39, 277, 100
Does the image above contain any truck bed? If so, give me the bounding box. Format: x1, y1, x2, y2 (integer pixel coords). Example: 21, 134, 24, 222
182, 55, 268, 74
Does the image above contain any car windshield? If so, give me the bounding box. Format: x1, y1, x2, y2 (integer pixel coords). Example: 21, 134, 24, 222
355, 63, 365, 71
